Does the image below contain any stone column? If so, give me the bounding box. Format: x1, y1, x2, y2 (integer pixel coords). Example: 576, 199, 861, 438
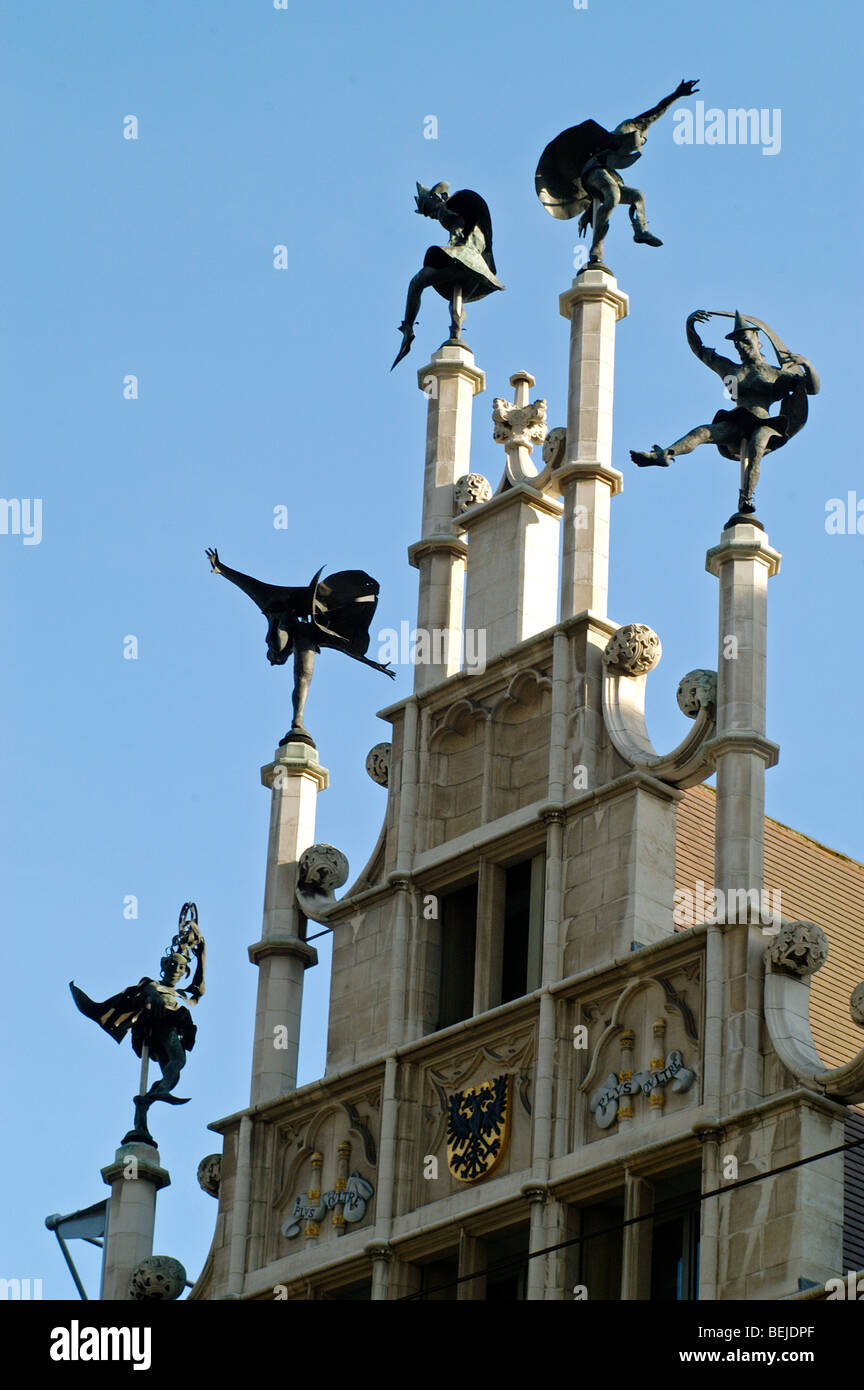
620, 1170, 653, 1300
408, 344, 484, 692
100, 1142, 169, 1300
457, 1228, 486, 1301
704, 522, 781, 1112
474, 859, 505, 1014
248, 740, 327, 1107
558, 267, 628, 620
705, 522, 781, 898
367, 1242, 393, 1300
524, 1185, 549, 1300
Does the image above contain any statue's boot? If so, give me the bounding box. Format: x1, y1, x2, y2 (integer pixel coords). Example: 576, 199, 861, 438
391, 322, 415, 371
135, 1091, 190, 1107
736, 492, 757, 515
633, 230, 663, 247
630, 446, 672, 467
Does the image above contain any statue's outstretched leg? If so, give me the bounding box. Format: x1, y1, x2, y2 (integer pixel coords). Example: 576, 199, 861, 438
392, 268, 438, 369
630, 424, 717, 468
125, 1033, 188, 1145
622, 187, 663, 248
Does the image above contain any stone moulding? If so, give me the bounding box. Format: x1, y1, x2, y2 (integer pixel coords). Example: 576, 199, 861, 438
763, 921, 864, 1103
601, 623, 717, 789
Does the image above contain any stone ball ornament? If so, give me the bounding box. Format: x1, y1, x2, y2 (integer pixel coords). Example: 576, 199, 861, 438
298, 844, 350, 895
365, 742, 391, 787
542, 426, 566, 471
765, 920, 829, 978
129, 1255, 187, 1301
197, 1153, 222, 1198
676, 669, 717, 718
603, 623, 662, 677
454, 473, 493, 513
850, 982, 864, 1028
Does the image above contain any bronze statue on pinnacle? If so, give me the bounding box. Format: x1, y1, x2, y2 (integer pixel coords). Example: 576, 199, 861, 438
630, 310, 820, 524
536, 78, 699, 267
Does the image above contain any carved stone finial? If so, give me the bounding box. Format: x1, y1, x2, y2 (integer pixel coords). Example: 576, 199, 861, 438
365, 742, 391, 787
677, 669, 717, 718
129, 1255, 187, 1301
850, 983, 864, 1028
766, 921, 829, 978
454, 474, 492, 514
197, 1153, 222, 1198
492, 394, 548, 452
603, 624, 662, 677
298, 844, 349, 896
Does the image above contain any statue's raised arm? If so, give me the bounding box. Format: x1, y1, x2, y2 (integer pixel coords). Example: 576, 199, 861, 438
625, 78, 700, 134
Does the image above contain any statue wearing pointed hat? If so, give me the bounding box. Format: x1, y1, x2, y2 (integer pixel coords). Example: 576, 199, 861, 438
630, 310, 820, 521
536, 79, 699, 266
391, 182, 504, 369
70, 903, 205, 1147
206, 550, 395, 746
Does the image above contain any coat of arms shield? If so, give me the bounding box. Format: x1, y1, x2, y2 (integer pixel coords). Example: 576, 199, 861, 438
446, 1074, 511, 1183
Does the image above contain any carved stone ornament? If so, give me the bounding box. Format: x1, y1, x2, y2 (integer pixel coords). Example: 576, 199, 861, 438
677, 669, 717, 718
492, 394, 548, 452
365, 742, 391, 787
849, 983, 864, 1028
197, 1153, 222, 1198
603, 623, 662, 677
298, 844, 350, 896
765, 920, 829, 978
454, 473, 492, 513
129, 1255, 187, 1302
542, 426, 566, 471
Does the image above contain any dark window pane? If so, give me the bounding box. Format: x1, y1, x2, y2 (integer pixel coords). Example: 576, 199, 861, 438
437, 883, 478, 1029
501, 860, 531, 1003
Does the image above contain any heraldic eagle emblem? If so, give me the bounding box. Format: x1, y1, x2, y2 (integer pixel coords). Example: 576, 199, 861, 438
446, 1075, 511, 1183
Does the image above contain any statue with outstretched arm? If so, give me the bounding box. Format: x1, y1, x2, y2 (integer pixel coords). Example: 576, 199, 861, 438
206, 549, 394, 746
536, 79, 699, 265
630, 310, 820, 520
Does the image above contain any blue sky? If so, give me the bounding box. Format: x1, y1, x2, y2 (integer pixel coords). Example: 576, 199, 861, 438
1, 0, 861, 1297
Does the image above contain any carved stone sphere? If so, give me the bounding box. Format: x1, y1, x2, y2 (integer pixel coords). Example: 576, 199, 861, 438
197, 1153, 222, 1198
365, 742, 391, 787
676, 669, 717, 718
603, 624, 662, 677
766, 920, 829, 978
298, 844, 349, 894
129, 1255, 187, 1301
542, 426, 566, 470
454, 473, 492, 513
850, 982, 864, 1027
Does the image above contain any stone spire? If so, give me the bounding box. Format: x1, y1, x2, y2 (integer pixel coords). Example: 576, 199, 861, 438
558, 266, 629, 619
408, 344, 485, 692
